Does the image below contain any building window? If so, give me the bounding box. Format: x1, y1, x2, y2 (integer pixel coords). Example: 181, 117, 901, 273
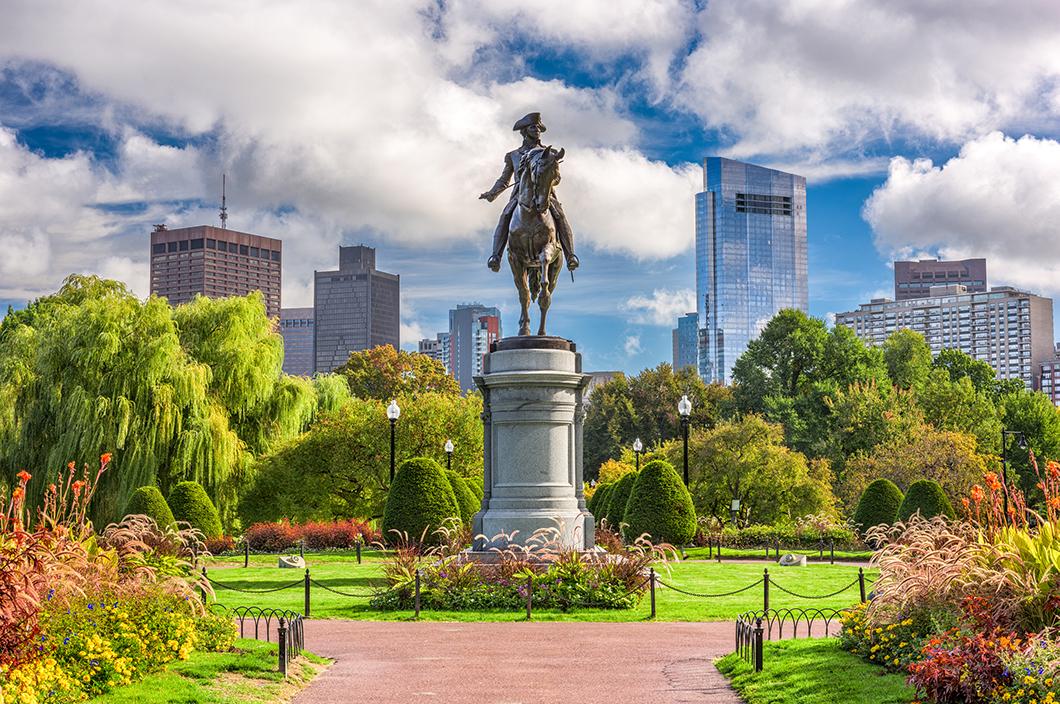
178, 240, 189, 251
167, 242, 178, 253
206, 239, 216, 249
151, 243, 166, 254
190, 239, 204, 249
271, 251, 281, 261
239, 245, 249, 255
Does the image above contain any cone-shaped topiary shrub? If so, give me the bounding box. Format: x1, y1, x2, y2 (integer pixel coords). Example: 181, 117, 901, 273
168, 481, 223, 538
467, 476, 484, 502
382, 457, 459, 544
897, 479, 955, 522
604, 472, 638, 531
446, 470, 478, 526
124, 486, 176, 528
591, 483, 613, 524
853, 479, 904, 533
622, 459, 696, 545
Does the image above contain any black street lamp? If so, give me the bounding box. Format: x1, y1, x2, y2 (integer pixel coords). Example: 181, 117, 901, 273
445, 438, 454, 472
387, 399, 401, 483
633, 437, 643, 472
678, 394, 692, 485
1001, 428, 1028, 517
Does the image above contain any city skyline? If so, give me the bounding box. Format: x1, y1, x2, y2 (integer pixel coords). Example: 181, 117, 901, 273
3, 3, 1060, 375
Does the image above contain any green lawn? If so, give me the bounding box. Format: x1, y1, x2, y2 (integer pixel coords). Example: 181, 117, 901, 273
204, 554, 874, 622
716, 638, 916, 704
680, 546, 874, 562
90, 639, 329, 703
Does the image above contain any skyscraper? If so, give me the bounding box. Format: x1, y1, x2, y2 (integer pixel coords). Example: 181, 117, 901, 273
894, 258, 986, 300
672, 312, 698, 372
149, 224, 282, 318
448, 303, 501, 392
279, 307, 314, 376
313, 245, 399, 374
695, 158, 807, 384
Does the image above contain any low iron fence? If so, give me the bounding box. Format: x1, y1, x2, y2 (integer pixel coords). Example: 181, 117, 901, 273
209, 604, 305, 677
734, 607, 844, 672
695, 536, 869, 564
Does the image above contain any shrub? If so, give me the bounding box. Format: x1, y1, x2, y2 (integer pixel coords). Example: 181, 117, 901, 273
622, 459, 696, 545
245, 520, 299, 552
382, 457, 459, 544
204, 535, 236, 555
897, 479, 955, 522
300, 519, 378, 549
604, 471, 638, 531
123, 486, 175, 528
590, 483, 612, 522
467, 476, 484, 502
718, 523, 860, 550
853, 479, 904, 533
168, 481, 223, 539
446, 470, 478, 525
193, 610, 237, 652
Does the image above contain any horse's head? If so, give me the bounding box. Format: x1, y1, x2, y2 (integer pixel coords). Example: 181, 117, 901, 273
529, 145, 564, 213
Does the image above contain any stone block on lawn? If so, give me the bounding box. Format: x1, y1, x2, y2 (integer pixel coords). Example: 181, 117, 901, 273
278, 555, 305, 569
778, 553, 807, 567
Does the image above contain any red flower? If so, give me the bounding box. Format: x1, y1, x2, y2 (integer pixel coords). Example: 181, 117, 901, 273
970, 485, 985, 503
67, 461, 75, 471
1048, 461, 1060, 479
983, 472, 1002, 492
72, 480, 86, 495
100, 452, 113, 465
16, 470, 31, 483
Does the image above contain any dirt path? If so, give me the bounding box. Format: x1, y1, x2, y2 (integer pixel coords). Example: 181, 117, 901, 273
293, 620, 745, 704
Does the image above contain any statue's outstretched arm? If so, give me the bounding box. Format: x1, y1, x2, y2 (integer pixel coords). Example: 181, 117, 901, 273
479, 157, 514, 202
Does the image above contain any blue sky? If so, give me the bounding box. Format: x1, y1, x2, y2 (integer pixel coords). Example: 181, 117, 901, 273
2, 1, 1060, 374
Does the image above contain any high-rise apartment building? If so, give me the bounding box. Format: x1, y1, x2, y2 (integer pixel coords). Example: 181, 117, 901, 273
279, 307, 314, 377
149, 225, 282, 318
417, 332, 451, 371
313, 245, 399, 374
836, 285, 1054, 390
672, 312, 698, 372
1038, 344, 1060, 407
695, 158, 807, 384
448, 303, 502, 392
894, 258, 986, 301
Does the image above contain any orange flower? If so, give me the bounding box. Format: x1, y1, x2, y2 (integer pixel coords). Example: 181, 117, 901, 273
1049, 461, 1060, 479
67, 461, 75, 471
1049, 497, 1060, 510
16, 470, 30, 483
100, 452, 112, 465
71, 480, 86, 495
48, 484, 56, 493
961, 497, 970, 509
984, 472, 1002, 492
971, 485, 985, 503
11, 487, 24, 501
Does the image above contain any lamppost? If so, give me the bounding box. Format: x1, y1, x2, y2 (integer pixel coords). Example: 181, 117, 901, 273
730, 498, 741, 526
633, 437, 643, 472
387, 399, 401, 483
678, 394, 692, 485
445, 438, 454, 472
1001, 428, 1028, 517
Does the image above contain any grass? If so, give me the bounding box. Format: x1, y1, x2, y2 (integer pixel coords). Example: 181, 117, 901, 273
680, 546, 874, 562
716, 638, 916, 704
203, 553, 876, 622
91, 639, 330, 703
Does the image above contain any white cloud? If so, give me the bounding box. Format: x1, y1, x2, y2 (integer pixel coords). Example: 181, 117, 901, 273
679, 0, 1060, 162
625, 288, 696, 326
624, 335, 642, 356
863, 132, 1060, 296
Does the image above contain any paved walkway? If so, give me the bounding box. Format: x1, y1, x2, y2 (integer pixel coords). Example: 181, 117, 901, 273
293, 620, 743, 704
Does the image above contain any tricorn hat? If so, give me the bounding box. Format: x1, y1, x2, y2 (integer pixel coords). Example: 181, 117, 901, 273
513, 112, 546, 132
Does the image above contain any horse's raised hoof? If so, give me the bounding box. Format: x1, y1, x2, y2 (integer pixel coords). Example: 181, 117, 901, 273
487, 255, 501, 272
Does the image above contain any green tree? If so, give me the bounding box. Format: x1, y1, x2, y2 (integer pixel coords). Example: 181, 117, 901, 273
622, 459, 696, 545
603, 471, 638, 532
124, 486, 176, 528
731, 309, 829, 413
335, 345, 459, 399
382, 457, 459, 544
168, 481, 223, 538
853, 479, 904, 533
669, 415, 836, 526
917, 369, 1000, 453
933, 348, 1000, 395
881, 329, 933, 390
446, 470, 478, 525
1000, 390, 1060, 500
897, 479, 955, 521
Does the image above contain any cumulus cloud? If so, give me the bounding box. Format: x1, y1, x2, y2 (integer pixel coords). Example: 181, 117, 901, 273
625, 288, 696, 326
863, 132, 1060, 296
623, 335, 642, 356
679, 0, 1060, 162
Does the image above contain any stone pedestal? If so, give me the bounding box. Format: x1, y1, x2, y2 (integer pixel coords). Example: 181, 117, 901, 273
471, 337, 594, 550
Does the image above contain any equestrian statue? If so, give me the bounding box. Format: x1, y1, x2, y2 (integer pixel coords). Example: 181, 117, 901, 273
479, 112, 577, 337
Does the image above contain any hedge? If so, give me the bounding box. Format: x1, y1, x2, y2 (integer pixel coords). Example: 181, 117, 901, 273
382, 457, 459, 544
716, 524, 860, 550
124, 486, 175, 528
604, 472, 638, 531
446, 470, 479, 526
168, 481, 223, 538
590, 483, 613, 524
897, 479, 955, 522
853, 479, 904, 533
622, 459, 696, 545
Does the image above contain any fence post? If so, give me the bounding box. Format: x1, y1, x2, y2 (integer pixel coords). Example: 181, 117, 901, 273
525, 574, 533, 620
304, 568, 311, 618
356, 539, 362, 565
649, 568, 656, 619
830, 539, 835, 565
707, 536, 713, 559
200, 566, 207, 603
717, 538, 722, 563
858, 567, 867, 603
300, 539, 305, 559
754, 617, 764, 672
763, 568, 770, 613
414, 569, 421, 618
244, 539, 250, 568
277, 617, 288, 678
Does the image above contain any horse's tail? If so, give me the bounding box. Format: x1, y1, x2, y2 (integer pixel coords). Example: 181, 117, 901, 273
528, 266, 541, 302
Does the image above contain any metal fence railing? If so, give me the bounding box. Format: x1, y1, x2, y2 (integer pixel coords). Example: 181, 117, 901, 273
209, 604, 305, 677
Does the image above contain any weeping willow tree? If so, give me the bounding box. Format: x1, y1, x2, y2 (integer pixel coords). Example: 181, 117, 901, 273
0, 275, 329, 528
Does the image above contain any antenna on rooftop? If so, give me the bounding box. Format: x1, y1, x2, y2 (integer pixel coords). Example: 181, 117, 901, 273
219, 173, 229, 229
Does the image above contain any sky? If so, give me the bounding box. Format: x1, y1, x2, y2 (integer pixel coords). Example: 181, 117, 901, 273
2, 0, 1060, 374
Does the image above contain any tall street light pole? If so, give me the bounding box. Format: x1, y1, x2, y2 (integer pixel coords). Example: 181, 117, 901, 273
633, 437, 643, 472
678, 394, 692, 486
1001, 428, 1028, 518
387, 399, 401, 483
445, 438, 454, 472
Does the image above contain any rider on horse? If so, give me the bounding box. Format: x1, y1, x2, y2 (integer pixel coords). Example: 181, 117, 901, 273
480, 112, 579, 273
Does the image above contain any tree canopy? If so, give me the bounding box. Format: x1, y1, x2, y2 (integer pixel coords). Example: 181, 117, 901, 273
335, 345, 459, 399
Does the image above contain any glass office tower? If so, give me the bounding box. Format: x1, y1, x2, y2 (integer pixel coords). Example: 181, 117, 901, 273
695, 158, 807, 384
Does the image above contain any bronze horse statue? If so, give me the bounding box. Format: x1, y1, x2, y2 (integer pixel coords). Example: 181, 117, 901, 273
508, 145, 565, 336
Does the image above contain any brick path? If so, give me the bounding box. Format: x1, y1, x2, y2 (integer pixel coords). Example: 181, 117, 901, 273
293, 620, 744, 704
